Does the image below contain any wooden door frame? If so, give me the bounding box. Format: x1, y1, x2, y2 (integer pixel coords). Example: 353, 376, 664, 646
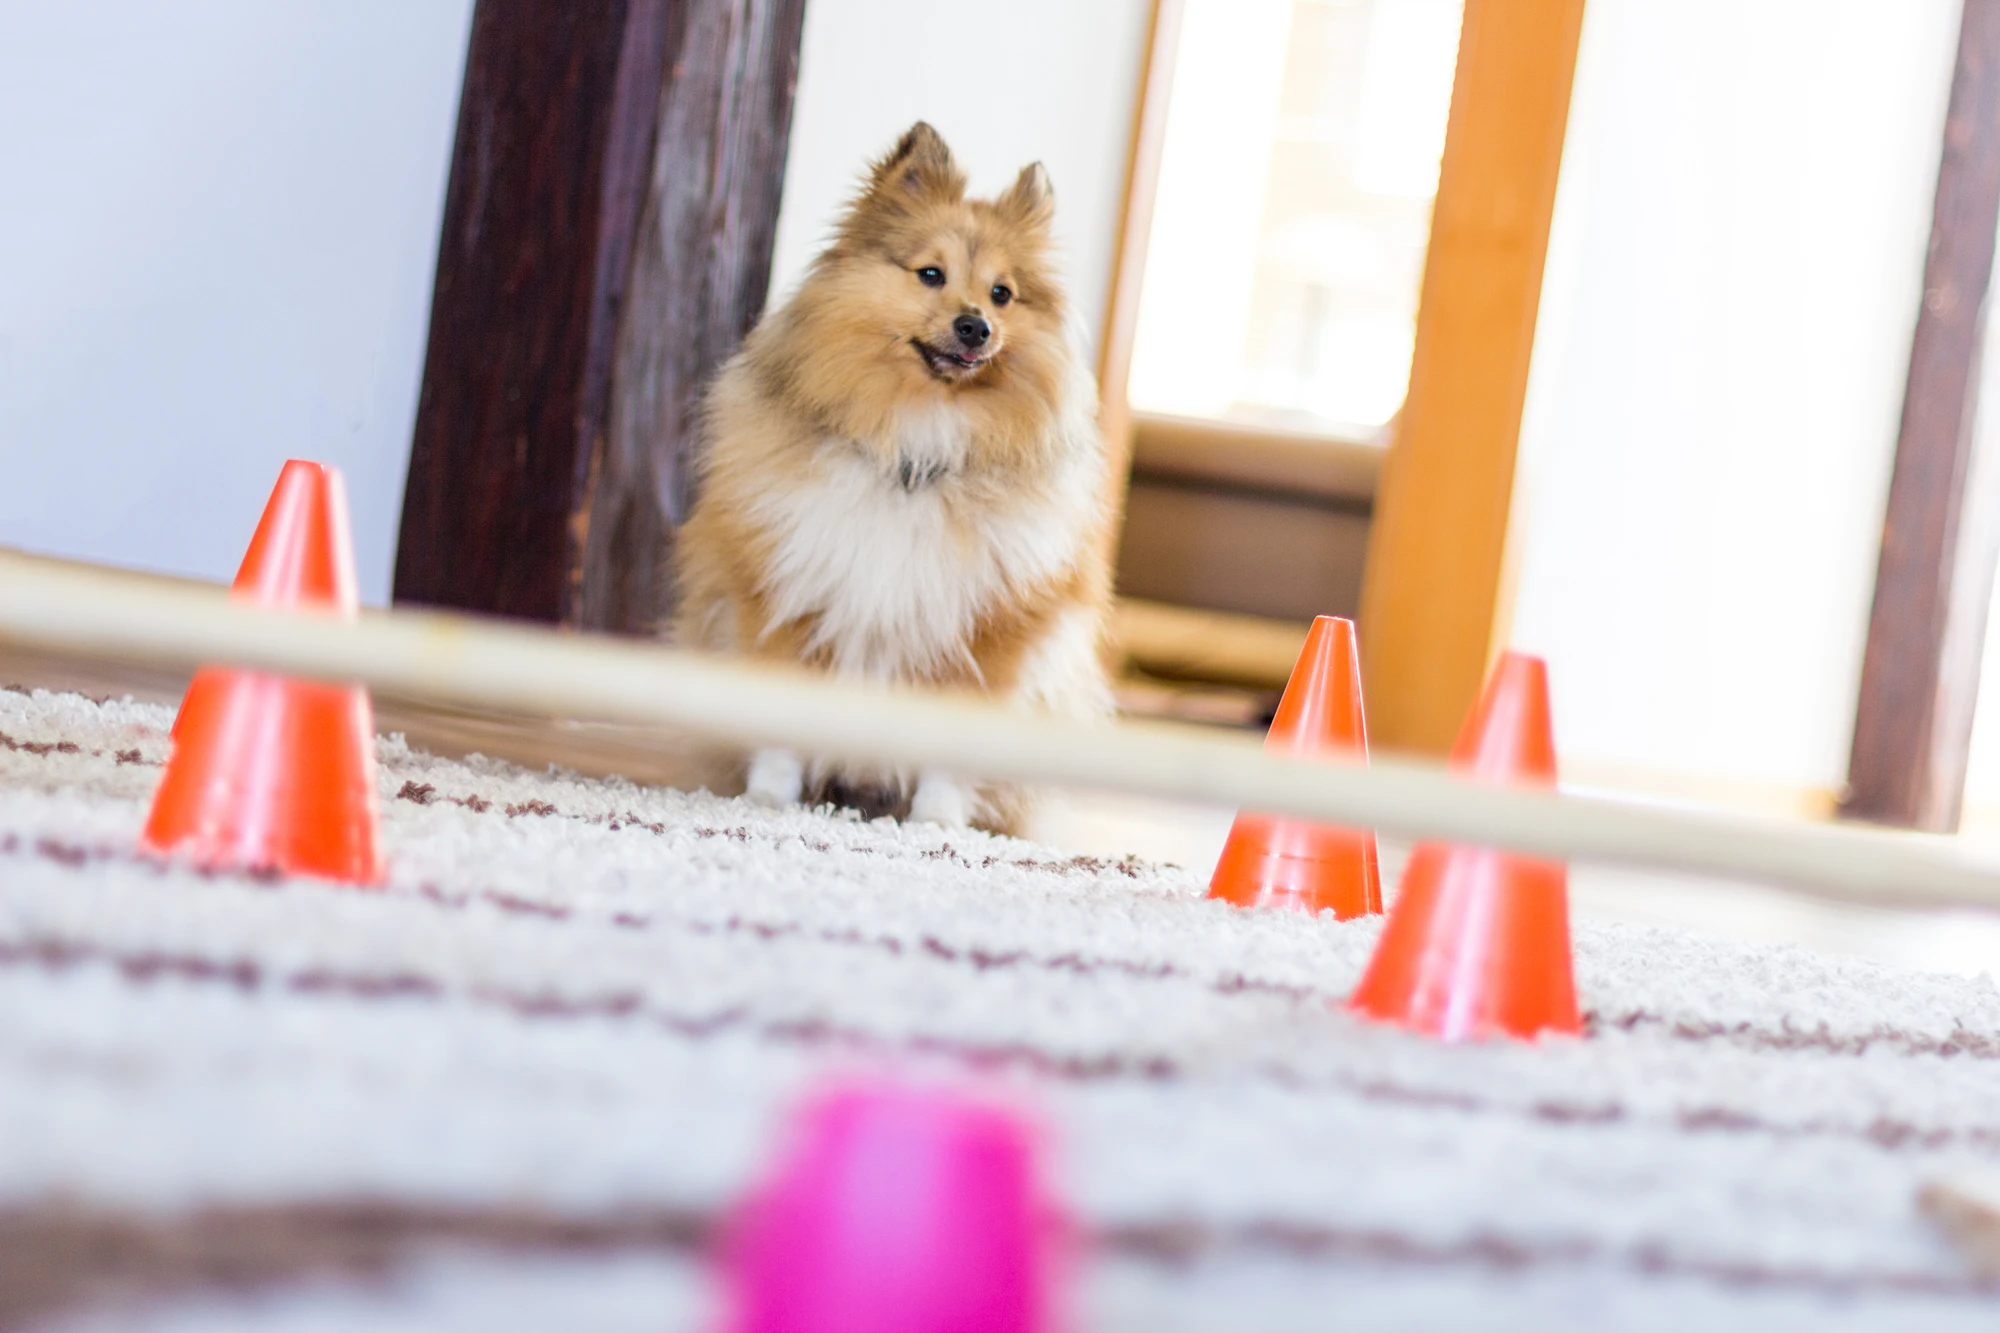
1094, 0, 1588, 755
1354, 0, 1587, 755
1096, 0, 1182, 487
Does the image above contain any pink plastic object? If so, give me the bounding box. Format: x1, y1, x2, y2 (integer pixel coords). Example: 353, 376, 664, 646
720, 1084, 1063, 1333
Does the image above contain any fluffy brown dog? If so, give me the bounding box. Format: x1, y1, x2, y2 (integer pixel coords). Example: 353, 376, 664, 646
674, 122, 1115, 832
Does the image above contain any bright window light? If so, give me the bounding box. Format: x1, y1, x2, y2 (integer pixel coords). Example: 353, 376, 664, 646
1127, 0, 1465, 436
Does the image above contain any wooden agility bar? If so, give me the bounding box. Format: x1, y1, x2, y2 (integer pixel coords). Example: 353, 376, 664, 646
2, 548, 1999, 913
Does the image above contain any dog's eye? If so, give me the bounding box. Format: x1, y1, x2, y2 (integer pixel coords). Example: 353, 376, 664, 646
916, 266, 945, 287
991, 284, 1013, 306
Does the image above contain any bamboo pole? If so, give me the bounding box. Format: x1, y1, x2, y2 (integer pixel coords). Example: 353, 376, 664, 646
2, 548, 1999, 912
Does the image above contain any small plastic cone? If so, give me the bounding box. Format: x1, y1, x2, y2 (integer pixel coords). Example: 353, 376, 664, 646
719, 1083, 1065, 1333
1346, 652, 1579, 1041
1207, 616, 1382, 918
143, 461, 382, 884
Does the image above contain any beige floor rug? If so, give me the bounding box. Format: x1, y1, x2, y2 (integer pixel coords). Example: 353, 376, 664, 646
4, 684, 2000, 1330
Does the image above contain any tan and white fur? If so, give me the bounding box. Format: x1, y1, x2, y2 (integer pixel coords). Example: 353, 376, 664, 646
673, 123, 1115, 833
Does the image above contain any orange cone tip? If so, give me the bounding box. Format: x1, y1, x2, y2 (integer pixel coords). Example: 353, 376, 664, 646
143, 460, 383, 884
1346, 652, 1580, 1041
1207, 615, 1382, 918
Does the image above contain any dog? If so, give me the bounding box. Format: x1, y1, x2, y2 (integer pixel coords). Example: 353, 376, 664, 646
673, 122, 1115, 834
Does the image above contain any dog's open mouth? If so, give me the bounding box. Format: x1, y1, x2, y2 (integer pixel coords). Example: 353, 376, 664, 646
912, 339, 989, 378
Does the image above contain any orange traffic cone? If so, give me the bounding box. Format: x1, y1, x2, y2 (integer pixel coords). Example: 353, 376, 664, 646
1347, 652, 1578, 1041
142, 460, 383, 884
1207, 615, 1382, 918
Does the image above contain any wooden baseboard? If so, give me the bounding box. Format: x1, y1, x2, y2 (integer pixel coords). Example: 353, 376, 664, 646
1112, 598, 1310, 690
1557, 758, 1840, 824
0, 641, 725, 792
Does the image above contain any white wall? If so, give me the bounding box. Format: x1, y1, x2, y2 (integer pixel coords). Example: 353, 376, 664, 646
1506, 0, 1961, 804
769, 0, 1155, 358
0, 3, 474, 606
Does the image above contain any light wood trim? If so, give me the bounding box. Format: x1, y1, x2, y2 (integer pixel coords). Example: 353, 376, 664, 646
1357, 0, 1587, 754
1113, 597, 1310, 689
1559, 758, 1839, 824
1095, 0, 1185, 499
7, 547, 2000, 913
1130, 412, 1382, 506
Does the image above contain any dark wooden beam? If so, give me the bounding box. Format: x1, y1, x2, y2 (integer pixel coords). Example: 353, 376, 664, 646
581, 0, 809, 633
1843, 0, 2000, 832
394, 0, 670, 624
394, 0, 806, 634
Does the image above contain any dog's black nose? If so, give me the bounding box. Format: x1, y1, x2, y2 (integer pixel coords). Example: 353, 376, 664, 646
953, 314, 990, 348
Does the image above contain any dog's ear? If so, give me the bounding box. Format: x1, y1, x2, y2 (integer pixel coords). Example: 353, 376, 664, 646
869, 122, 965, 203
996, 161, 1054, 229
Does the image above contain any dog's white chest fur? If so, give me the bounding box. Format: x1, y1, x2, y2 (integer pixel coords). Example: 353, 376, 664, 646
750, 404, 1088, 681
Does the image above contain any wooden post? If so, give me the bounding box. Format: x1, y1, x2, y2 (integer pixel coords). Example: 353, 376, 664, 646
1354, 0, 1587, 755
1843, 0, 2000, 833
580, 0, 808, 633
393, 0, 806, 633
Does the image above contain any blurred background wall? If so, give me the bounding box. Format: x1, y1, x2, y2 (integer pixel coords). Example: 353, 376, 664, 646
1507, 0, 1966, 813
0, 2, 474, 606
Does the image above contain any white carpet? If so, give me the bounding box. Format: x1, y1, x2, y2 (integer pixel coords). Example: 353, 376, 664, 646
4, 685, 2000, 1329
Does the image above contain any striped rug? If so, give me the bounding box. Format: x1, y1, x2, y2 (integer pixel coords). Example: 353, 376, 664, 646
3, 685, 1999, 1330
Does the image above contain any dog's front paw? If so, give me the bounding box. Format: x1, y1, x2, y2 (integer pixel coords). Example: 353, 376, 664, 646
744, 748, 805, 808
908, 769, 973, 827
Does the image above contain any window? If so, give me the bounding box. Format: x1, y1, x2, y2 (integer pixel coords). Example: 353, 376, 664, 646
1126, 0, 1464, 437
